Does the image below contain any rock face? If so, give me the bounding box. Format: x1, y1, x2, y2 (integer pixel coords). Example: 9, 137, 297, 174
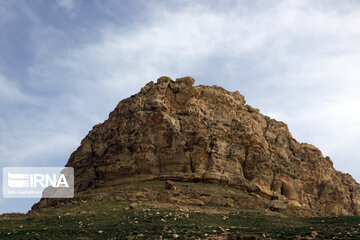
36, 76, 360, 216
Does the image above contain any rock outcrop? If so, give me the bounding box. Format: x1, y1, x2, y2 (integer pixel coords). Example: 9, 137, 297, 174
34, 76, 360, 216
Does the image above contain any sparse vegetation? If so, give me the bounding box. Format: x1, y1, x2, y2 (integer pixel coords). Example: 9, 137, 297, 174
2, 181, 360, 239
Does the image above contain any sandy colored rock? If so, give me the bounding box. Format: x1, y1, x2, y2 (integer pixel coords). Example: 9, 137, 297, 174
33, 76, 360, 216
165, 180, 177, 190
129, 203, 138, 210
270, 200, 287, 211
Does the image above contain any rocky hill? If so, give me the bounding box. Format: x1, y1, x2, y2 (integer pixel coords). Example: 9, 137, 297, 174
33, 76, 360, 216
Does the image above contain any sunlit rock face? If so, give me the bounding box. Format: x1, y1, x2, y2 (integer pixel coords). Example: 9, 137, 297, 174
35, 76, 360, 216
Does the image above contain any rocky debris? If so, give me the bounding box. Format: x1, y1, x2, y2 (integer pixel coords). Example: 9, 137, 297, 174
310, 231, 318, 238
227, 234, 261, 240
129, 203, 138, 210
0, 213, 26, 220
270, 200, 287, 211
186, 198, 205, 206
225, 202, 235, 208
33, 76, 360, 216
165, 180, 177, 190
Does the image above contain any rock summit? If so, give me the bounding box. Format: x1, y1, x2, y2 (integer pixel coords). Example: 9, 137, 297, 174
34, 76, 360, 216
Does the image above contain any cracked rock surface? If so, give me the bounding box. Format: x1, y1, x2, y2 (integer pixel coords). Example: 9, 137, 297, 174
34, 76, 360, 216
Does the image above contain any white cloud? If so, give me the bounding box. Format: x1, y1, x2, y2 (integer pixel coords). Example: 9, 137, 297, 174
0, 74, 32, 103
0, 133, 79, 166
56, 0, 74, 10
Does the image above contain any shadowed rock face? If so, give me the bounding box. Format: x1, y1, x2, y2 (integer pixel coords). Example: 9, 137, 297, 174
36, 76, 360, 216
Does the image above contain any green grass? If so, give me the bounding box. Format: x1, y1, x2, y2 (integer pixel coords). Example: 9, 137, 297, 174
1, 181, 360, 239
2, 206, 360, 239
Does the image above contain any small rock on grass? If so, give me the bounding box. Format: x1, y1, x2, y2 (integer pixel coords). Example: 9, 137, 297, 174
129, 203, 138, 210
165, 180, 177, 190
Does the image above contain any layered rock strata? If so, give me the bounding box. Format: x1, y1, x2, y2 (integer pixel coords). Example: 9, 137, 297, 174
35, 76, 360, 216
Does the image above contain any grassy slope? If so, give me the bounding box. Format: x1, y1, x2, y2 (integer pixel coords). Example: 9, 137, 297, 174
1, 181, 360, 239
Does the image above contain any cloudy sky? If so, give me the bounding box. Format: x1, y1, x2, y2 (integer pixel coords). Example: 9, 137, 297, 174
1, 0, 360, 214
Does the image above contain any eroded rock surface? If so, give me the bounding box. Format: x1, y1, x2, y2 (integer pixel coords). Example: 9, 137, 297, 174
34, 76, 360, 216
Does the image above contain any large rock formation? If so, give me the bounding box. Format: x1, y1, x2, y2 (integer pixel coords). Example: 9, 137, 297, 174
35, 76, 360, 216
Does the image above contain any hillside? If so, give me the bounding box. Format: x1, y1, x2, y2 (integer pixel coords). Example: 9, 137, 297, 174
3, 181, 360, 239
33, 76, 360, 217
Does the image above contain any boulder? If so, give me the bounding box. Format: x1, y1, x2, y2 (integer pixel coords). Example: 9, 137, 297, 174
165, 180, 177, 190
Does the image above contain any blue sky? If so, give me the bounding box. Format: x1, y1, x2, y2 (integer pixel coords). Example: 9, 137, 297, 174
1, 0, 360, 214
